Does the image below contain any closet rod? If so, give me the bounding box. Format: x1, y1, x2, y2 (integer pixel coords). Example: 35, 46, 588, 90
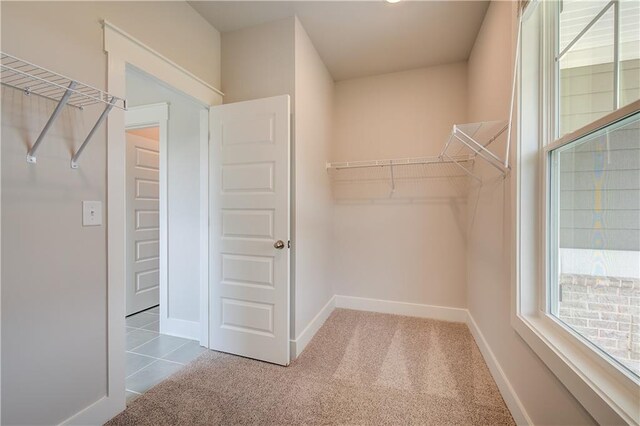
326, 155, 473, 171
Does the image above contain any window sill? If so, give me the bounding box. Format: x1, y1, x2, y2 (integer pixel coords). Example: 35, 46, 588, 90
513, 311, 639, 425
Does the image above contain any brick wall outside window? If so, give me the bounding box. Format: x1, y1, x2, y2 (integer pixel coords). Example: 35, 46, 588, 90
558, 274, 640, 376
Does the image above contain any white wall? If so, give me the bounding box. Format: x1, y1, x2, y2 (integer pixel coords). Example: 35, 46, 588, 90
0, 2, 220, 424
331, 63, 469, 309
292, 18, 334, 339
465, 2, 595, 424
126, 68, 205, 325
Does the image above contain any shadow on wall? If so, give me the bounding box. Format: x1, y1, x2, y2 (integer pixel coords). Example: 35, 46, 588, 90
2, 86, 99, 156
1, 85, 102, 194
329, 167, 475, 244
466, 172, 508, 235
329, 162, 475, 201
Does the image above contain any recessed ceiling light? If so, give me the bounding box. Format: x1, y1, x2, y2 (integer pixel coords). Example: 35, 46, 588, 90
386, 0, 401, 3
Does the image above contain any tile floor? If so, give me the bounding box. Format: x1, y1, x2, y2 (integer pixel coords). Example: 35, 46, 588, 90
125, 306, 206, 403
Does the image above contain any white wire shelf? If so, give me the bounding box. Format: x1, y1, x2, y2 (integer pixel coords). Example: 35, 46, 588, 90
1, 52, 127, 168
440, 120, 510, 178
326, 155, 475, 174
326, 119, 510, 199
326, 155, 478, 198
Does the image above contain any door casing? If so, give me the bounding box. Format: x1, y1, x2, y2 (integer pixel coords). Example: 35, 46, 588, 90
93, 21, 223, 426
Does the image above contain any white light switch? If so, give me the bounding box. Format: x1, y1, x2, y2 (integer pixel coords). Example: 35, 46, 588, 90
83, 201, 102, 226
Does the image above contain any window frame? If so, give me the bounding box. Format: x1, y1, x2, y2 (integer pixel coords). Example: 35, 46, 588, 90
544, 109, 640, 382
514, 1, 640, 424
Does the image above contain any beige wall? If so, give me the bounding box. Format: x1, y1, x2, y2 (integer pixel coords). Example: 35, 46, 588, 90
292, 18, 334, 338
0, 2, 220, 424
331, 63, 468, 308
465, 2, 595, 424
221, 17, 295, 105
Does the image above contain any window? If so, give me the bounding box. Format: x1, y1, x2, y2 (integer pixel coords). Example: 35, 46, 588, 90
557, 0, 640, 136
516, 0, 640, 422
549, 0, 640, 380
547, 111, 640, 378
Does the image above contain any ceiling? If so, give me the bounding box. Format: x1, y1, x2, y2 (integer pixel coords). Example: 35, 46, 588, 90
189, 1, 490, 81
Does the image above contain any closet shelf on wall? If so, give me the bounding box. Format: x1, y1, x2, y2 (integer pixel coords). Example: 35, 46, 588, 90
0, 52, 127, 168
439, 120, 510, 179
326, 155, 474, 172
326, 119, 511, 189
326, 155, 477, 193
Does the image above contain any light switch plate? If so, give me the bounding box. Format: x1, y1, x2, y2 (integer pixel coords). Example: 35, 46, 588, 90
83, 201, 102, 226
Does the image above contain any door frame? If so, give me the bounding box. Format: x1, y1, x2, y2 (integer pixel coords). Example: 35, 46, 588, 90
125, 103, 168, 318
71, 20, 223, 425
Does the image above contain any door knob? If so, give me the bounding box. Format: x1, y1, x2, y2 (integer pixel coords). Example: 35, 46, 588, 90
274, 240, 285, 249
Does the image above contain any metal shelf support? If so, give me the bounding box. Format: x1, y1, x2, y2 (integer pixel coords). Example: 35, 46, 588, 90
26, 81, 77, 164
1, 51, 126, 167
71, 96, 118, 169
439, 121, 511, 179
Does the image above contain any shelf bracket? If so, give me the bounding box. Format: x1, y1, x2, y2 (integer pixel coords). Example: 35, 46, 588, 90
26, 81, 77, 164
453, 127, 509, 176
389, 162, 396, 195
441, 153, 481, 183
71, 96, 118, 169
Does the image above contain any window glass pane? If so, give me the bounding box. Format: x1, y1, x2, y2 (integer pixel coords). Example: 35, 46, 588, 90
620, 0, 640, 107
559, 0, 610, 53
559, 5, 614, 135
549, 112, 640, 378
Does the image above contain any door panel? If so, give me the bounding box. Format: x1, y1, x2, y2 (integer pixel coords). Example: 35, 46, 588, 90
126, 132, 160, 315
210, 95, 290, 365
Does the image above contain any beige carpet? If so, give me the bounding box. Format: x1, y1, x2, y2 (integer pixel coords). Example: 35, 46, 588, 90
107, 309, 515, 425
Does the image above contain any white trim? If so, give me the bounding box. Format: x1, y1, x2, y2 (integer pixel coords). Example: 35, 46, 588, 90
61, 396, 111, 426
290, 296, 336, 359
103, 23, 222, 425
513, 314, 636, 424
467, 313, 533, 426
514, 3, 640, 424
199, 109, 209, 347
334, 295, 468, 323
545, 99, 640, 153
160, 318, 200, 341
125, 102, 169, 126
103, 20, 223, 98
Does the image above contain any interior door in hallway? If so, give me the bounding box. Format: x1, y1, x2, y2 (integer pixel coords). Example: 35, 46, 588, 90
209, 95, 291, 366
125, 129, 160, 315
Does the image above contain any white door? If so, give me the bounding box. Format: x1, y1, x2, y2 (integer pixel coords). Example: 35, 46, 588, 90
126, 130, 160, 315
209, 95, 290, 365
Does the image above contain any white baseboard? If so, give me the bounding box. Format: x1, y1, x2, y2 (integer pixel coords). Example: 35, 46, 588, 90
466, 312, 532, 426
61, 394, 124, 426
334, 295, 468, 323
161, 317, 200, 341
290, 296, 336, 359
